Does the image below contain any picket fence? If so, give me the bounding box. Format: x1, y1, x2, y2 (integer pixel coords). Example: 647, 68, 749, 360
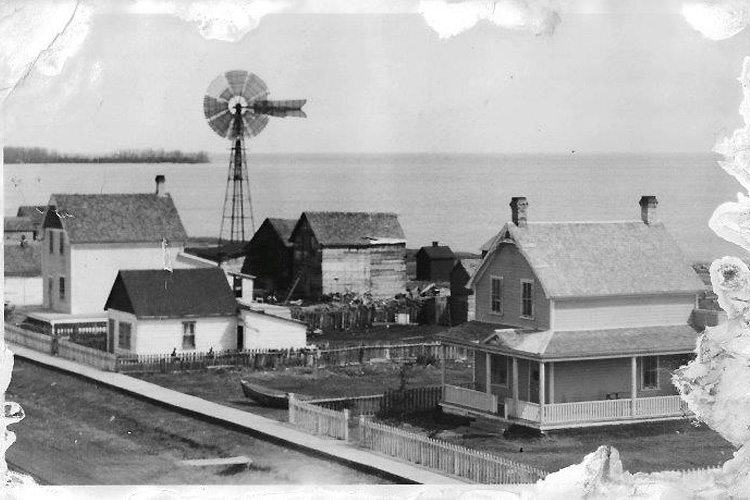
290, 304, 421, 331
288, 393, 350, 441
358, 417, 548, 484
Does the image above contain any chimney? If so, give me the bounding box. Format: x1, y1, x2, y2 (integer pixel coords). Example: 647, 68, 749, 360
639, 195, 658, 225
510, 197, 528, 228
155, 175, 166, 197
432, 241, 439, 247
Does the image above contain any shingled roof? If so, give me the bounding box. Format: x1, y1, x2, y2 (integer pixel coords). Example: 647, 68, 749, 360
472, 221, 704, 298
4, 216, 37, 232
267, 218, 297, 247
292, 211, 406, 247
439, 321, 699, 360
44, 194, 188, 244
4, 242, 41, 277
16, 205, 45, 223
104, 268, 237, 319
418, 244, 455, 260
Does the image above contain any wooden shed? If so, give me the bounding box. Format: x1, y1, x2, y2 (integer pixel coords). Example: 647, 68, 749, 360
289, 211, 407, 300
415, 241, 456, 282
240, 218, 296, 297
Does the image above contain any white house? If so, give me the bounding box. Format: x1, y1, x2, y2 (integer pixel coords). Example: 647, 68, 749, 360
103, 267, 239, 355
40, 175, 203, 315
4, 241, 43, 307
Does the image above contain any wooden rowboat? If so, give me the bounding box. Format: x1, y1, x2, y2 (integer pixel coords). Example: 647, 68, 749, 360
240, 379, 289, 408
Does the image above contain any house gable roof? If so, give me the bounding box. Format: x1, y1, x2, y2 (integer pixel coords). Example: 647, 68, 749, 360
104, 268, 237, 319
291, 211, 406, 247
43, 194, 188, 244
16, 205, 45, 223
471, 221, 704, 298
4, 242, 42, 277
4, 216, 37, 232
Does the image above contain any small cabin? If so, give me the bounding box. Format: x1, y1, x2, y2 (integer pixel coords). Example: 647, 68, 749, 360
415, 241, 456, 282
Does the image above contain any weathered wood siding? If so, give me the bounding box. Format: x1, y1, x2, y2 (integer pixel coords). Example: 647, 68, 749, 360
111, 313, 237, 355
554, 294, 696, 331
292, 218, 322, 298
369, 244, 407, 297
4, 277, 43, 306
68, 242, 191, 315
240, 310, 307, 350
241, 222, 293, 293
474, 243, 550, 329
321, 247, 370, 294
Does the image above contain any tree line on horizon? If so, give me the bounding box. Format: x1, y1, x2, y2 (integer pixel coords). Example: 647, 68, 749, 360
3, 146, 210, 164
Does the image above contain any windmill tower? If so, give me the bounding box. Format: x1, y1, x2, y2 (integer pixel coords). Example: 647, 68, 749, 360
203, 70, 306, 258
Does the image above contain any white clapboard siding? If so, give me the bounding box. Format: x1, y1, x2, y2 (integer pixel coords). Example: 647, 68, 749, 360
241, 310, 306, 350
4, 277, 43, 306
553, 294, 695, 331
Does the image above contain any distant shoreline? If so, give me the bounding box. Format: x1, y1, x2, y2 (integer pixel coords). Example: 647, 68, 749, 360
3, 147, 210, 164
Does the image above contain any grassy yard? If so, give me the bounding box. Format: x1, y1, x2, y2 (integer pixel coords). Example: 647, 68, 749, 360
133, 359, 474, 421
394, 411, 735, 474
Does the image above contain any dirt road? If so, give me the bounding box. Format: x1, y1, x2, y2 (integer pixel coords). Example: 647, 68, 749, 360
5, 358, 394, 485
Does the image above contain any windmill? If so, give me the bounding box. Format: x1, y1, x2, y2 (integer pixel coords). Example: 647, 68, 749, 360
203, 70, 306, 259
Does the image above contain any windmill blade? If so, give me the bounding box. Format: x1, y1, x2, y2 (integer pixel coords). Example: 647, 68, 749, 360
225, 70, 250, 97
251, 99, 307, 118
208, 110, 234, 138
241, 112, 270, 137
240, 73, 269, 103
203, 95, 229, 120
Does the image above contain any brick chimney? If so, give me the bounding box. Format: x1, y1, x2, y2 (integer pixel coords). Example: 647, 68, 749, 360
432, 241, 438, 247
510, 197, 528, 228
155, 175, 166, 197
639, 195, 658, 225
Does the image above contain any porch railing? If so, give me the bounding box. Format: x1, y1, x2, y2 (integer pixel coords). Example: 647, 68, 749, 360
635, 395, 687, 417
444, 384, 498, 414
542, 398, 631, 424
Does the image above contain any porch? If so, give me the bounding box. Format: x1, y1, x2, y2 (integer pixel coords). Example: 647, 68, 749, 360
438, 342, 694, 430
441, 384, 690, 430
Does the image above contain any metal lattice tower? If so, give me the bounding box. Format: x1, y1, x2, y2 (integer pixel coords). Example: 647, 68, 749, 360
203, 70, 307, 251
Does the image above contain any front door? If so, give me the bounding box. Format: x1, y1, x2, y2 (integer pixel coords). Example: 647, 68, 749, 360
529, 366, 540, 404
236, 325, 244, 351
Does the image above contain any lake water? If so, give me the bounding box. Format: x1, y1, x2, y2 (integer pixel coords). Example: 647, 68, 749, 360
3, 153, 745, 262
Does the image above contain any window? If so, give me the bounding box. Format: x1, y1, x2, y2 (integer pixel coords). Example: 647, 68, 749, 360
47, 277, 53, 304
641, 356, 659, 390
182, 321, 196, 350
521, 280, 533, 318
49, 231, 54, 254
58, 277, 65, 301
59, 232, 64, 255
233, 276, 243, 298
490, 354, 508, 386
491, 276, 503, 314
118, 322, 132, 350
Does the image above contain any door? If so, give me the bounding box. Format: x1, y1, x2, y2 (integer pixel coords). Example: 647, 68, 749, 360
236, 325, 244, 351
529, 365, 540, 404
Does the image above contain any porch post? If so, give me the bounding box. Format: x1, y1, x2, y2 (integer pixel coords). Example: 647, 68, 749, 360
539, 361, 546, 424
631, 356, 637, 416
485, 352, 492, 394
512, 357, 519, 415
549, 362, 555, 404
441, 344, 446, 399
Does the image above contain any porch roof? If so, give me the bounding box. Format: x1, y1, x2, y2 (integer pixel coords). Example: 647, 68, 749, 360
439, 321, 700, 360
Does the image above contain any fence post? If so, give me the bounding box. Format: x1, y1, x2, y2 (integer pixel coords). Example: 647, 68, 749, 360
289, 393, 296, 424
343, 408, 350, 441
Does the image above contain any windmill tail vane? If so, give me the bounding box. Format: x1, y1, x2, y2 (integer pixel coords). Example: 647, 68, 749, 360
203, 70, 306, 254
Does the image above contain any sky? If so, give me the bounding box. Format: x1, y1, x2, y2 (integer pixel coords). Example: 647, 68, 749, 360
4, 1, 750, 155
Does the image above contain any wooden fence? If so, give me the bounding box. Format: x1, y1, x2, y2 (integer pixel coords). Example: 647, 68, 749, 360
5, 324, 116, 370
358, 417, 548, 484
290, 304, 422, 331
5, 324, 52, 352
288, 393, 349, 441
307, 385, 444, 417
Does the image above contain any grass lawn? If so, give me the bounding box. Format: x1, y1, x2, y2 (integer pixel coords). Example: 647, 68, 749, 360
133, 359, 474, 421
312, 324, 451, 348
394, 411, 736, 474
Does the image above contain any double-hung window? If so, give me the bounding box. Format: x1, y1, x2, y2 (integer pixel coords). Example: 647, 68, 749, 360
58, 277, 65, 301
491, 276, 503, 314
641, 356, 659, 390
521, 280, 534, 318
118, 322, 132, 350
182, 321, 196, 350
49, 231, 54, 254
